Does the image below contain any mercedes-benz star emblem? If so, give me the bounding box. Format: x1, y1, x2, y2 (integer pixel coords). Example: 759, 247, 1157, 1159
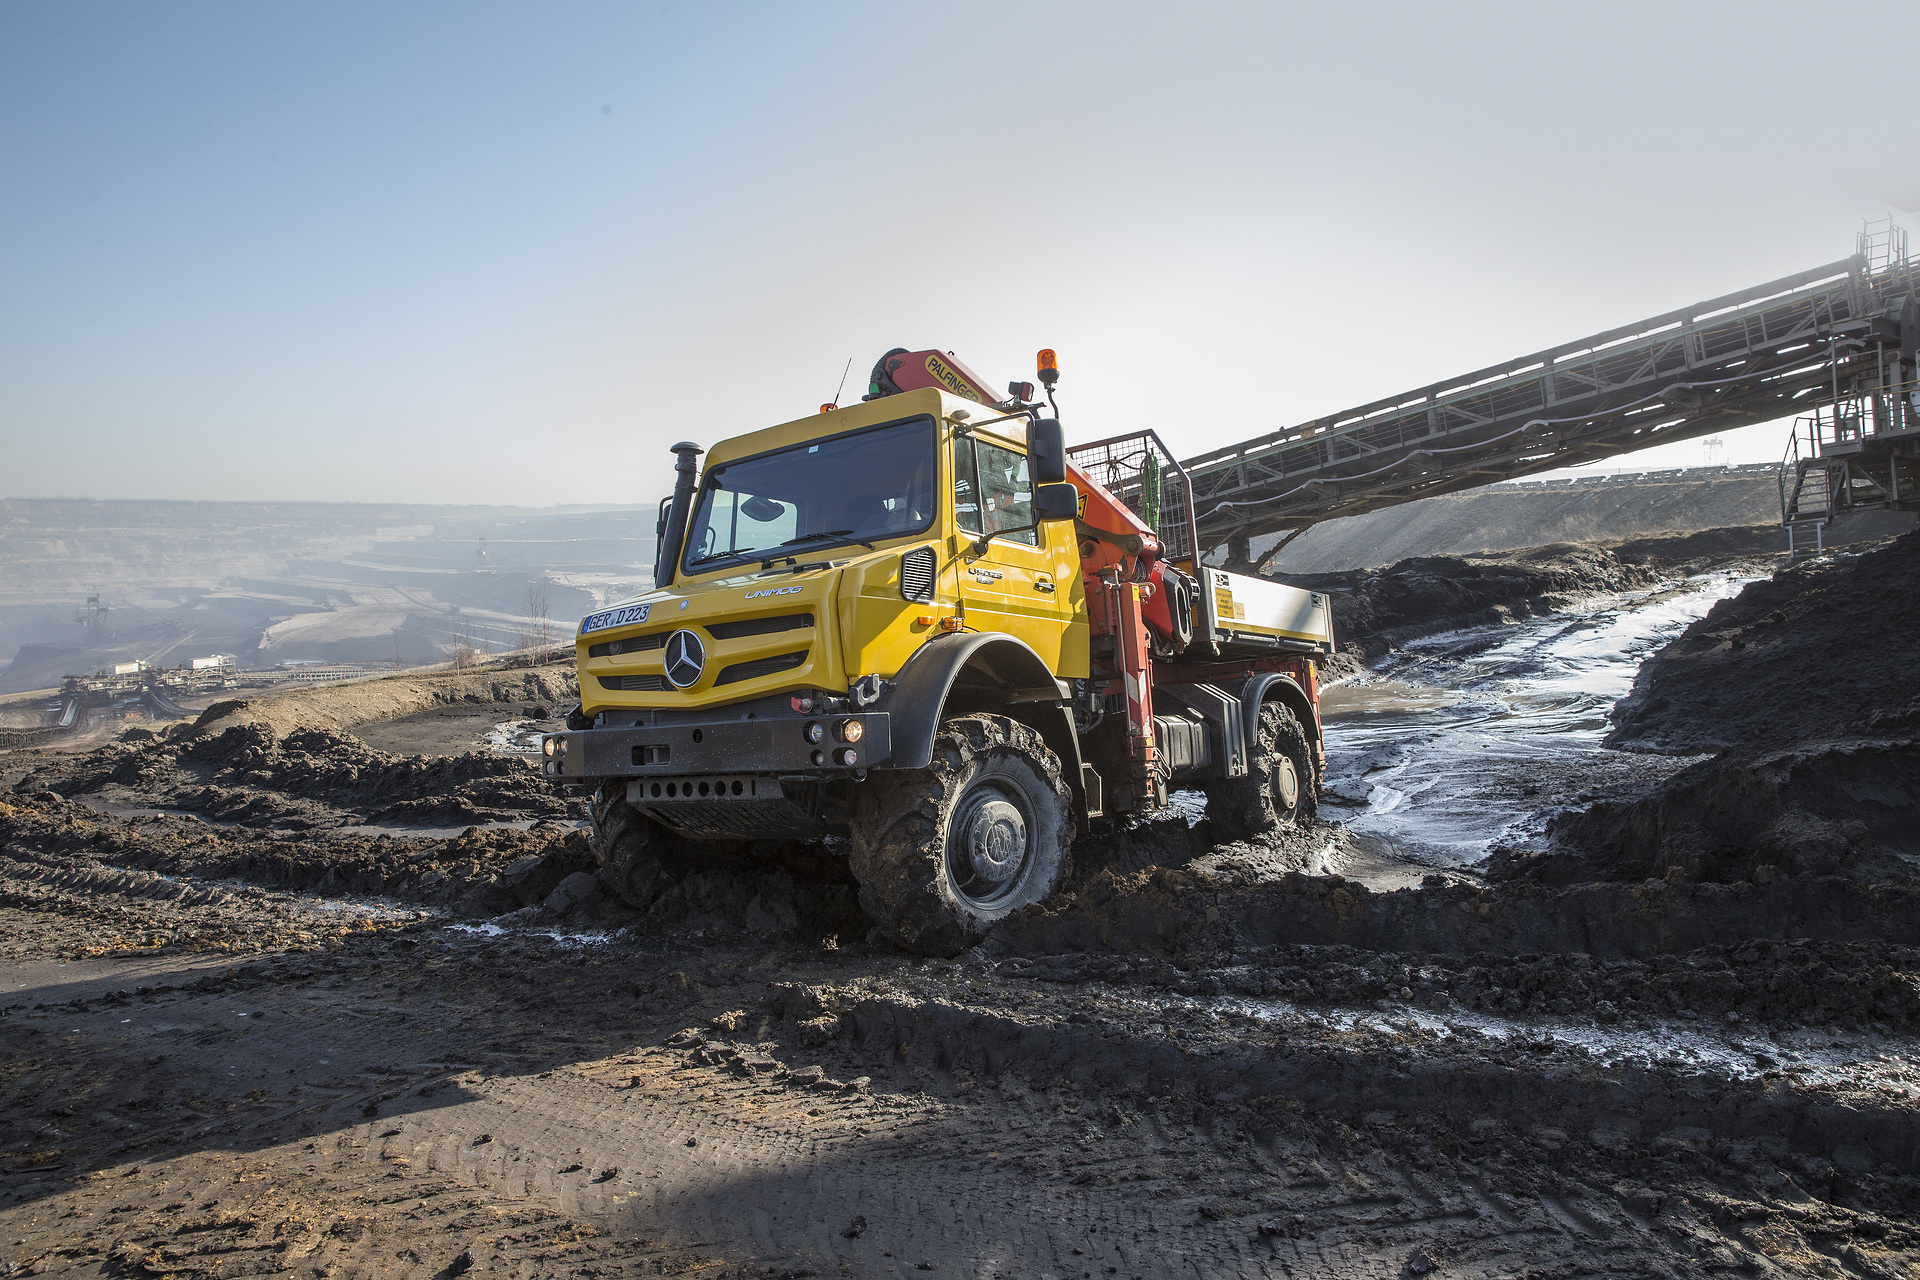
662, 629, 705, 689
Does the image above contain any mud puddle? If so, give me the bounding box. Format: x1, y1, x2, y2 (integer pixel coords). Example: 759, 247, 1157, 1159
1204, 992, 1915, 1089
1320, 571, 1754, 869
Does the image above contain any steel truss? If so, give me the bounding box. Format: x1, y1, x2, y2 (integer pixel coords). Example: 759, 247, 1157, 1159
1183, 244, 1920, 562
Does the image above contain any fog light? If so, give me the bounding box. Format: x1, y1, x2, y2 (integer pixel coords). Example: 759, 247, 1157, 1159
837, 747, 858, 766
810, 749, 825, 766
835, 718, 864, 743
804, 720, 825, 744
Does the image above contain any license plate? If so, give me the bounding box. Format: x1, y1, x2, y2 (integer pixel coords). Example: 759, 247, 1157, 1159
579, 603, 652, 635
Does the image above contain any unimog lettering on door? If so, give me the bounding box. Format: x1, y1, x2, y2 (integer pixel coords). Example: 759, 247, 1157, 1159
543, 348, 1334, 956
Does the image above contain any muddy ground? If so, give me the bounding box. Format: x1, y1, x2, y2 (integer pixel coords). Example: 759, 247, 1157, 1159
6, 537, 1920, 1278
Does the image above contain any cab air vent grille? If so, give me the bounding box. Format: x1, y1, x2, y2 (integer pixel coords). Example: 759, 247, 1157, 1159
714, 649, 808, 686
705, 613, 813, 640
900, 546, 936, 602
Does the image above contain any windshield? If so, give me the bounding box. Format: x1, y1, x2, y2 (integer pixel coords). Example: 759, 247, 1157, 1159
681, 417, 938, 573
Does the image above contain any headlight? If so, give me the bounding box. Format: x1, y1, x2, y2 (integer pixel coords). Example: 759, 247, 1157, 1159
835, 718, 864, 743
543, 737, 557, 757
804, 721, 825, 744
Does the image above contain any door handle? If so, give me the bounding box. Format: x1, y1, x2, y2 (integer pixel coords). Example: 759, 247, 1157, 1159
1033, 579, 1055, 593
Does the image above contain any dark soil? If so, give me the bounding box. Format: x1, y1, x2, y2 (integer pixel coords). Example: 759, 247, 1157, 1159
1548, 532, 1920, 892
5, 538, 1920, 1275
1608, 529, 1920, 756
9, 721, 581, 830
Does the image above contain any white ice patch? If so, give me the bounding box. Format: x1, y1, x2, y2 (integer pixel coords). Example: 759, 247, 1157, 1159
442, 922, 616, 948
485, 719, 547, 755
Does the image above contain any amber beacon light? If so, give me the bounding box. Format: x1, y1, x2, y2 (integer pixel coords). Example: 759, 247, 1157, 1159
1036, 349, 1059, 388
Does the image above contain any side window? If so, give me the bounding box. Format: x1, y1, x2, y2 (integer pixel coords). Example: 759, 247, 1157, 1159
953, 440, 982, 535
975, 440, 1037, 547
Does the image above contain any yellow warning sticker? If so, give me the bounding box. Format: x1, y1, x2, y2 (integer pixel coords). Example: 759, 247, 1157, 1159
925, 353, 984, 403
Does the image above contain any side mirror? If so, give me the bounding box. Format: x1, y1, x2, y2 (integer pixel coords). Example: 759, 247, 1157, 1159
1029, 418, 1066, 485
1034, 482, 1078, 521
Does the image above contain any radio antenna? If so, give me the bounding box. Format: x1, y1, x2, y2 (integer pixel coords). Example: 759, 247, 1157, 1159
830, 357, 853, 408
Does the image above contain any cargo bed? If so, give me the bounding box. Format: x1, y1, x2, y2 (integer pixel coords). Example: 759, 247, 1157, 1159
1190, 567, 1333, 660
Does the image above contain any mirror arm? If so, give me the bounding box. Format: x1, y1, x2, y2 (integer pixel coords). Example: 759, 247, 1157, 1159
970, 511, 1074, 557
973, 524, 1037, 557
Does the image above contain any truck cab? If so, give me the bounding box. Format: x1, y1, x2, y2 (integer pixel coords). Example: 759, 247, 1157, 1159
545, 356, 1333, 954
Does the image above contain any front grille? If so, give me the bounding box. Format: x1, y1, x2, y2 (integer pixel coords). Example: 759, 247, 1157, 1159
900, 546, 936, 602
714, 649, 808, 686
706, 612, 812, 640
599, 673, 668, 692
588, 632, 667, 659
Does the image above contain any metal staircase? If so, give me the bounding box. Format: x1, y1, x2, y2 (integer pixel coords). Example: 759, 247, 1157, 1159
1775, 221, 1920, 555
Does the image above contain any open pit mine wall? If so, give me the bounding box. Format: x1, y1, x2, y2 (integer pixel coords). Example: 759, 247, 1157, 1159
1255, 463, 1917, 573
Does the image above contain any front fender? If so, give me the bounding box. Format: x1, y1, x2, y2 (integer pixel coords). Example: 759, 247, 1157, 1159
874, 632, 1070, 770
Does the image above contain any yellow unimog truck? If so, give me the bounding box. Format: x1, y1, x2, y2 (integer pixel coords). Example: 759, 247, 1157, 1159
542, 348, 1335, 954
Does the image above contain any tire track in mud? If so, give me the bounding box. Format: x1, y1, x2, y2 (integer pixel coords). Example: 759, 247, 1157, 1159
12, 933, 1915, 1277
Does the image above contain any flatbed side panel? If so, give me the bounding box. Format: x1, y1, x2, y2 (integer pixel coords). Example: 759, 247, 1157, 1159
1201, 568, 1333, 653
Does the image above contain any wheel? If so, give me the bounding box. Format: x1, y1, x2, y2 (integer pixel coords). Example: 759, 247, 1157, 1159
1204, 701, 1318, 840
590, 781, 687, 908
849, 713, 1074, 956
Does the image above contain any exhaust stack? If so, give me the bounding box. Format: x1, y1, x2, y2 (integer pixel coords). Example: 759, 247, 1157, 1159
652, 441, 704, 588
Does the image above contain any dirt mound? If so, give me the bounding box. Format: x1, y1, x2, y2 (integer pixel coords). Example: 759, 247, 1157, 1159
642, 862, 867, 943
0, 793, 584, 913
989, 844, 1920, 964
1608, 530, 1920, 755
169, 653, 577, 744
1545, 738, 1920, 881
10, 720, 580, 829
1543, 532, 1920, 898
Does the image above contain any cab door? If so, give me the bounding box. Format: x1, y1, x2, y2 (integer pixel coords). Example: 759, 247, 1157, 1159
952, 433, 1080, 674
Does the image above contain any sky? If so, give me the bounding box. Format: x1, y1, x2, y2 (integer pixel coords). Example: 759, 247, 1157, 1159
4, 1, 1918, 507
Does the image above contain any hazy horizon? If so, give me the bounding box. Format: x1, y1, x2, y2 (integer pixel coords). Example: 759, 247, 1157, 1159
5, 1, 1917, 507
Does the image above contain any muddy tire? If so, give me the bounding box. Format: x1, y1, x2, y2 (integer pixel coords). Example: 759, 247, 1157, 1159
849, 713, 1073, 956
1204, 701, 1317, 840
590, 781, 687, 909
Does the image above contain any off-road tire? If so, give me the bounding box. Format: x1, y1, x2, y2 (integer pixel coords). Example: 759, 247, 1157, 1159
590, 781, 687, 909
1204, 701, 1318, 840
849, 713, 1073, 956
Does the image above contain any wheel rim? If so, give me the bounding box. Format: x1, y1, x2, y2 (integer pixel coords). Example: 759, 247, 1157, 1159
946, 780, 1033, 909
1271, 754, 1300, 815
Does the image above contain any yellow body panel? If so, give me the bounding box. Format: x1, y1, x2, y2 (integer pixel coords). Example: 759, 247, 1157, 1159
946, 421, 1086, 677
578, 390, 1084, 716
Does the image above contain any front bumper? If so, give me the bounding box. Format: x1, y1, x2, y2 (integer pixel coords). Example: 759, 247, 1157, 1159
539, 711, 892, 782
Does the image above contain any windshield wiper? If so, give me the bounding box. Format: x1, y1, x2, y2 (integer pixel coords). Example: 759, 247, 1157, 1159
688, 547, 755, 566
779, 529, 875, 551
